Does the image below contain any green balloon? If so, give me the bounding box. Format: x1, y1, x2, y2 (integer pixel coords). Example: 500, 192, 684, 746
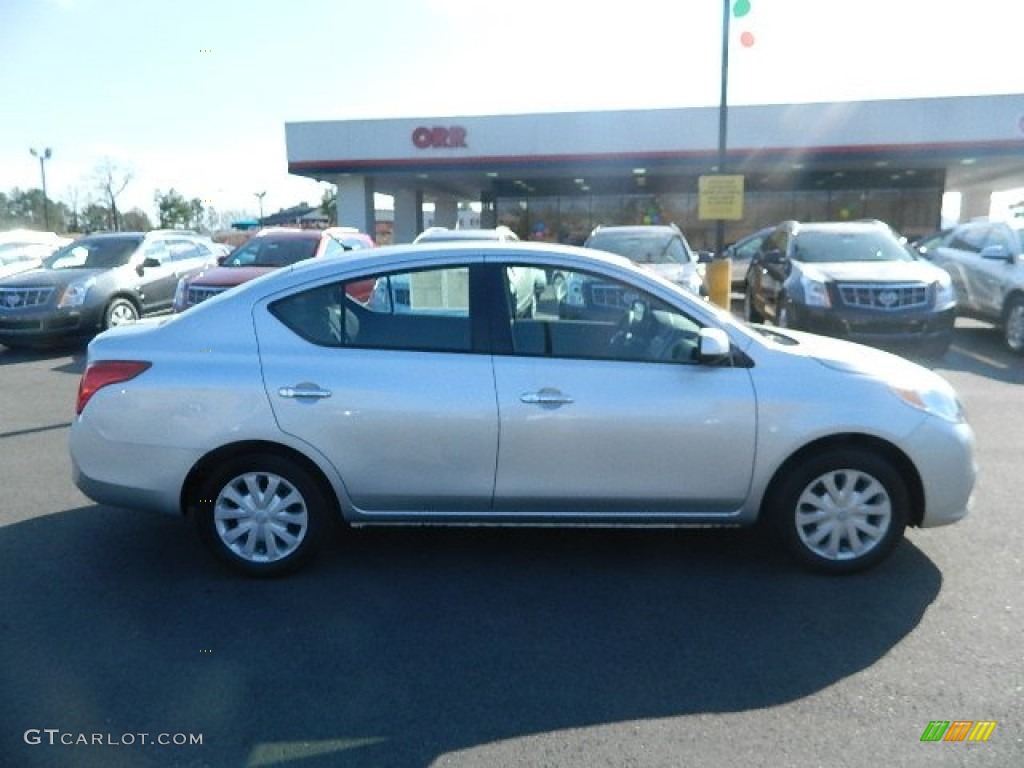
733, 0, 751, 18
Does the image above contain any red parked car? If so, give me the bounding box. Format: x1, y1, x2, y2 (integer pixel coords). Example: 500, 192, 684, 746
173, 227, 375, 311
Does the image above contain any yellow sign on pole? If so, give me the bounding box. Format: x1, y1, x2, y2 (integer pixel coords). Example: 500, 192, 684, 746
698, 174, 745, 220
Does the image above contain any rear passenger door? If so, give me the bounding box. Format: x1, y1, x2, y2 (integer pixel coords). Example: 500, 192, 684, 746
253, 261, 500, 516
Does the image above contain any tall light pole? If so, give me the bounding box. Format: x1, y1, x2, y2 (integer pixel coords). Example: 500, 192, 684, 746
716, 1, 731, 257
29, 147, 52, 230
254, 191, 266, 224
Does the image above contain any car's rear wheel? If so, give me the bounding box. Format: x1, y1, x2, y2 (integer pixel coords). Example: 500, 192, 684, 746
194, 454, 329, 576
1002, 295, 1024, 354
104, 298, 139, 329
768, 448, 909, 574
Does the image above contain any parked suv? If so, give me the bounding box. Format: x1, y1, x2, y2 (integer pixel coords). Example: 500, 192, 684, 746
743, 220, 957, 357
173, 227, 374, 312
0, 230, 218, 348
584, 224, 707, 296
928, 219, 1024, 353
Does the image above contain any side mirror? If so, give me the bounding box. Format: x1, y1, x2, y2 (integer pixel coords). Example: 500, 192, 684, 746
696, 250, 714, 264
217, 254, 228, 265
697, 327, 731, 362
980, 244, 1012, 263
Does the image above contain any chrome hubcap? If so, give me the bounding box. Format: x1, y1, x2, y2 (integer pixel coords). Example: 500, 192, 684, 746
1005, 304, 1024, 352
214, 472, 308, 563
795, 469, 891, 561
109, 304, 137, 325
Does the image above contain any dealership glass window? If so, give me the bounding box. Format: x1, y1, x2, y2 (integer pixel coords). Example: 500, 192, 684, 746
526, 197, 560, 241
559, 196, 591, 244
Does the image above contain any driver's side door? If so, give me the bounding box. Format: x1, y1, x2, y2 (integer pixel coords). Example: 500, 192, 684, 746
490, 263, 756, 515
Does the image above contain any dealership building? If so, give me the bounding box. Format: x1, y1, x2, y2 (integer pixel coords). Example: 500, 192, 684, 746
286, 93, 1024, 247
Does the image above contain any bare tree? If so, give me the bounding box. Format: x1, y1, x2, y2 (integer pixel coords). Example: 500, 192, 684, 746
92, 157, 133, 231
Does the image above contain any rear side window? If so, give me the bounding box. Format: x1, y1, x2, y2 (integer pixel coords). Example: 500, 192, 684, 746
269, 265, 473, 352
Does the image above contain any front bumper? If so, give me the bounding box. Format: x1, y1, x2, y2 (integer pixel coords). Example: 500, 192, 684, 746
792, 304, 956, 348
0, 305, 104, 345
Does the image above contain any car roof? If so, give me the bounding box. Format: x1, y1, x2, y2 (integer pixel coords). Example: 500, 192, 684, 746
415, 227, 517, 242
588, 225, 679, 236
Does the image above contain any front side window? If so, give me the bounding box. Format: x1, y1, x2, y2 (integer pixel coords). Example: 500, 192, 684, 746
270, 265, 473, 352
514, 265, 704, 363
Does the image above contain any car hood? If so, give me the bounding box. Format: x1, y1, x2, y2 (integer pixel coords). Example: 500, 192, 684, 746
0, 266, 107, 288
644, 263, 698, 280
188, 266, 275, 287
798, 260, 942, 283
0, 259, 43, 280
761, 326, 950, 389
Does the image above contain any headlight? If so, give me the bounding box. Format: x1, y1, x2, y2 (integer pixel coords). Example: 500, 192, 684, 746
934, 273, 955, 309
800, 275, 831, 307
57, 277, 96, 308
891, 384, 965, 424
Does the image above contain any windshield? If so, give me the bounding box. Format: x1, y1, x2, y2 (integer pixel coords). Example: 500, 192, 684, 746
589, 233, 690, 265
792, 230, 913, 263
42, 237, 141, 270
223, 237, 319, 267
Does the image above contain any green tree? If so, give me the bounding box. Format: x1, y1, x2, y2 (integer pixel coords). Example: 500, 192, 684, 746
155, 188, 193, 229
81, 203, 111, 233
189, 198, 204, 231
320, 188, 337, 225
121, 208, 153, 231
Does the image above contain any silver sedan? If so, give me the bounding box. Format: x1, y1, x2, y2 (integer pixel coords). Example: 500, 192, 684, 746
70, 241, 976, 576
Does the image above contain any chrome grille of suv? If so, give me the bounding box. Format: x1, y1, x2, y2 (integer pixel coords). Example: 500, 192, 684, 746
0, 286, 55, 309
837, 282, 930, 311
186, 285, 228, 306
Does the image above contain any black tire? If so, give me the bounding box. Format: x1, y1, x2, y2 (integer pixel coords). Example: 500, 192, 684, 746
767, 448, 909, 574
103, 297, 140, 329
193, 453, 330, 577
743, 285, 764, 323
1002, 294, 1024, 354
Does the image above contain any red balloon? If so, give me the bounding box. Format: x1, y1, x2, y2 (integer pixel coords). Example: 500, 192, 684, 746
740, 30, 755, 47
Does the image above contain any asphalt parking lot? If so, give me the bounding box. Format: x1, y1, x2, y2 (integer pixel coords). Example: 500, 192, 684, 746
0, 317, 1021, 768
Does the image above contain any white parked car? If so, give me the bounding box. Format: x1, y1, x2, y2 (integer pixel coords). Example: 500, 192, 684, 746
70, 241, 976, 576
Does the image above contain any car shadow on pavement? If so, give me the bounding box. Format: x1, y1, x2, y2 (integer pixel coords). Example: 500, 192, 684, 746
0, 344, 86, 373
0, 505, 943, 768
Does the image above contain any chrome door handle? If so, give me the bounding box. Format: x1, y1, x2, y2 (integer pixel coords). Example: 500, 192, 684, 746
520, 389, 574, 406
278, 385, 332, 399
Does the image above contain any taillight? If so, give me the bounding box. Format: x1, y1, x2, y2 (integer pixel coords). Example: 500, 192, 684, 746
76, 360, 152, 415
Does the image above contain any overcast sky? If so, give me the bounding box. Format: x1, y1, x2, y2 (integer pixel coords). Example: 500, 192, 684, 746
1, 0, 1021, 221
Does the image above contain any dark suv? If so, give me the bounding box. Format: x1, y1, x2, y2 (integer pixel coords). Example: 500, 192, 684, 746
0, 230, 218, 349
743, 220, 957, 357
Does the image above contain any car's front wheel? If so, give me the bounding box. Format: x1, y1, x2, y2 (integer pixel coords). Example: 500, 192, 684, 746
194, 454, 330, 576
104, 297, 139, 329
768, 448, 909, 574
1002, 294, 1024, 354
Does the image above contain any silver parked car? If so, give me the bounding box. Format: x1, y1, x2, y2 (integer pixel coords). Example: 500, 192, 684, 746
928, 219, 1024, 353
70, 242, 976, 577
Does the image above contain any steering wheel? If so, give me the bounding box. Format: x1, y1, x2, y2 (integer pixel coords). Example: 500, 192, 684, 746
608, 301, 654, 358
